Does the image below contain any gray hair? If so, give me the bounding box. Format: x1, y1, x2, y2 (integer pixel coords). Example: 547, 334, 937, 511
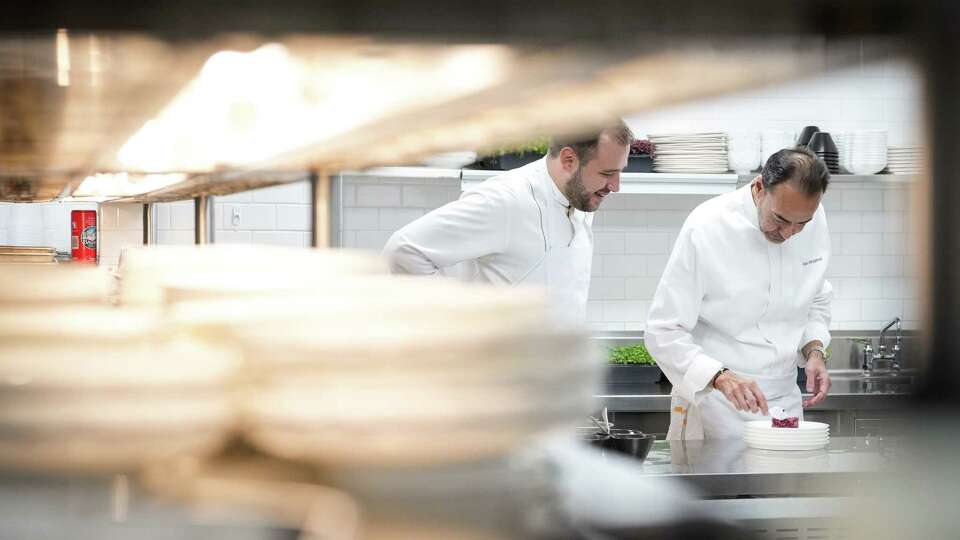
548, 120, 634, 163
761, 146, 830, 195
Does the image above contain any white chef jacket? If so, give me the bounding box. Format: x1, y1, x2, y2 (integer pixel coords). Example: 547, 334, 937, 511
645, 183, 833, 438
383, 157, 593, 286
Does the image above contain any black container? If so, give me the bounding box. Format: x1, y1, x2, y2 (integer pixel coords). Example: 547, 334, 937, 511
797, 125, 820, 147
596, 433, 657, 461
607, 364, 663, 384
624, 154, 653, 173
498, 152, 544, 170
808, 132, 839, 155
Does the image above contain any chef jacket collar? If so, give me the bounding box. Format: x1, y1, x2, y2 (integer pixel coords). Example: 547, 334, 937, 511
535, 156, 571, 209
738, 180, 761, 231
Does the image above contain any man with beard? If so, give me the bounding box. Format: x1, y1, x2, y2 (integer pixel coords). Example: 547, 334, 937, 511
645, 147, 833, 440
383, 121, 632, 325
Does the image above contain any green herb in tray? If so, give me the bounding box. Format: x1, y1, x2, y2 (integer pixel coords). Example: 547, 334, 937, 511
608, 344, 656, 365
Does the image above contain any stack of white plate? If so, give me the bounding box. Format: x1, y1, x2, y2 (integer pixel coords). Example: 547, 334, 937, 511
0, 246, 57, 264
187, 277, 603, 467
743, 448, 829, 473
0, 263, 114, 305
743, 420, 830, 451
117, 244, 388, 306
848, 130, 888, 175
649, 132, 729, 173
0, 306, 239, 473
887, 145, 925, 174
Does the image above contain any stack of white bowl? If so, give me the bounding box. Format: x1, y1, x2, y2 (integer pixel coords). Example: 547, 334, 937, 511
887, 145, 925, 174
727, 132, 762, 174
848, 130, 888, 175
0, 302, 238, 473
743, 420, 830, 451
834, 133, 852, 174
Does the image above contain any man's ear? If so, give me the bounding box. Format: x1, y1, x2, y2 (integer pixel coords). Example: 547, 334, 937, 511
559, 147, 579, 173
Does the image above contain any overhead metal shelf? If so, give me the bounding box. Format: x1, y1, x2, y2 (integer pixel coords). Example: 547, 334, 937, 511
0, 31, 878, 203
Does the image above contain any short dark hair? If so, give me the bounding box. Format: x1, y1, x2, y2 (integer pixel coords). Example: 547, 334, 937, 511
761, 146, 830, 195
548, 120, 634, 163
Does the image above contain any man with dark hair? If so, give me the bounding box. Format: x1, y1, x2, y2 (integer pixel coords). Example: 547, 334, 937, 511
384, 121, 632, 324
646, 146, 833, 440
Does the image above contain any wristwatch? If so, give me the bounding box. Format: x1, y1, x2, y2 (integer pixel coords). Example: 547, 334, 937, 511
806, 345, 828, 362
710, 367, 730, 388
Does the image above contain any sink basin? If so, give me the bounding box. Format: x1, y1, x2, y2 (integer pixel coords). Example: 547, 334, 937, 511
818, 369, 917, 394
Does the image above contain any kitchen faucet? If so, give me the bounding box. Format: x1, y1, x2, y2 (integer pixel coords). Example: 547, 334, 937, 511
862, 317, 902, 374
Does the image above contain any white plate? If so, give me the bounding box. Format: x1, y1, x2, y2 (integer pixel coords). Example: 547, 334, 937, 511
744, 438, 829, 451
744, 432, 828, 440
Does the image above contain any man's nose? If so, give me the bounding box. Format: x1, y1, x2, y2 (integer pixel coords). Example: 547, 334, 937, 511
608, 175, 620, 193
781, 224, 801, 240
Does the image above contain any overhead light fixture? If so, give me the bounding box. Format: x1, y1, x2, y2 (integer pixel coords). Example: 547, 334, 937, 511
72, 172, 187, 198
117, 41, 510, 173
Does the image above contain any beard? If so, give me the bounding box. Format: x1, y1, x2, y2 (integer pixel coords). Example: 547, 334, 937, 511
564, 167, 598, 212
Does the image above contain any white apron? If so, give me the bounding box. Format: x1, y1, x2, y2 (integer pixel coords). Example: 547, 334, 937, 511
667, 372, 802, 440
514, 177, 592, 325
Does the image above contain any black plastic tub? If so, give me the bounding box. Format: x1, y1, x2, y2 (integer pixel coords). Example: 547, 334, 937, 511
607, 364, 663, 384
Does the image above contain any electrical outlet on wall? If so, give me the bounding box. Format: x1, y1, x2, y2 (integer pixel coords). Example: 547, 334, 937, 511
231, 207, 241, 227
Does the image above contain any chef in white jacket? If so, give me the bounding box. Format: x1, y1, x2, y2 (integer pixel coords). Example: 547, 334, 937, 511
383, 121, 632, 324
645, 147, 833, 440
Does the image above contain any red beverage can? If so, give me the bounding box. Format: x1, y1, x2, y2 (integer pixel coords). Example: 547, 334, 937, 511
71, 210, 98, 263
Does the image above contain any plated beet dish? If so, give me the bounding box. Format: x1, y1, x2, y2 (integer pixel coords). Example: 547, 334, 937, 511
769, 407, 799, 428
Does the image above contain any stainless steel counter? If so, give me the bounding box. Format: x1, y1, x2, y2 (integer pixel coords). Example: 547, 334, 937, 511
595, 380, 913, 413
630, 436, 898, 498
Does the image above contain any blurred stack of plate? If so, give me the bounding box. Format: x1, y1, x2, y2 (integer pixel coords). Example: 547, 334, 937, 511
0, 246, 57, 264
727, 132, 762, 174
649, 132, 729, 173
0, 306, 238, 473
117, 244, 388, 306
211, 278, 601, 467
887, 145, 925, 174
848, 130, 888, 175
743, 448, 829, 473
158, 249, 599, 537
744, 420, 830, 451
0, 264, 114, 305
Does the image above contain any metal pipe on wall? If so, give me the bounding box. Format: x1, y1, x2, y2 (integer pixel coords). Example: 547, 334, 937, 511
194, 195, 215, 245
142, 203, 152, 245
310, 170, 332, 248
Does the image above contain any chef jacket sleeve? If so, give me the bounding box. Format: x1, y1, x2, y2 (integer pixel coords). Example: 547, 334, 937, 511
799, 278, 833, 367
383, 186, 513, 275
644, 226, 724, 404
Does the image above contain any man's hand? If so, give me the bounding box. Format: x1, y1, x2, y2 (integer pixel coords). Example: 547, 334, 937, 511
803, 352, 831, 408
713, 371, 769, 415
